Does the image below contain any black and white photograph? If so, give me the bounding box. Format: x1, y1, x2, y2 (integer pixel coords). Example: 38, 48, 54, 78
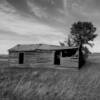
0, 0, 100, 100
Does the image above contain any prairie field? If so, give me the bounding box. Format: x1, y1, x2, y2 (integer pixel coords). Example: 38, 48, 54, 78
0, 53, 100, 100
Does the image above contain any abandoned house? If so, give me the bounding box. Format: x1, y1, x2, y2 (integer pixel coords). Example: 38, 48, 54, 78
8, 44, 80, 68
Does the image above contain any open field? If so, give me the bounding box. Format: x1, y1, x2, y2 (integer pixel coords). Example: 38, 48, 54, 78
0, 54, 100, 100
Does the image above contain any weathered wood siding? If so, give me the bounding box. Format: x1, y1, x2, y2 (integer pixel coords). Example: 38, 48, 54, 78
61, 57, 78, 68
60, 50, 79, 68
9, 50, 54, 67
24, 50, 54, 67
9, 50, 79, 68
8, 51, 19, 67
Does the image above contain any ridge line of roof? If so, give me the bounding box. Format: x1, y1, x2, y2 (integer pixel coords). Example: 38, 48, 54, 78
8, 43, 79, 52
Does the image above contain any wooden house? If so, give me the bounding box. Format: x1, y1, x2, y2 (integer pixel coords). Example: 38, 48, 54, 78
8, 44, 81, 68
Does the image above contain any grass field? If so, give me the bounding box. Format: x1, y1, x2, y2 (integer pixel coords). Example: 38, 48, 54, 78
0, 54, 100, 100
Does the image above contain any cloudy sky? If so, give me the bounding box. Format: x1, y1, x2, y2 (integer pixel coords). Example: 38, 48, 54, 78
0, 0, 100, 54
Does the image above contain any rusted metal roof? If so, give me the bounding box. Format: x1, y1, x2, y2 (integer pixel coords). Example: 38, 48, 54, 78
8, 44, 78, 52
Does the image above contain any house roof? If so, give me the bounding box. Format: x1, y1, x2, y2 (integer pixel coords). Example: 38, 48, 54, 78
8, 44, 78, 52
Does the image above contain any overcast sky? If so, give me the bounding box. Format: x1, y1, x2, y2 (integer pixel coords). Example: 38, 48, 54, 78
0, 0, 100, 54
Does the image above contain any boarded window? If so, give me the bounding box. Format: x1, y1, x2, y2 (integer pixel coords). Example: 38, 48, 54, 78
19, 53, 24, 64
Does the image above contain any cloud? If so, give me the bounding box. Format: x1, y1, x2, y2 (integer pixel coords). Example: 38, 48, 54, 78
27, 1, 48, 18
71, 0, 100, 16
63, 0, 68, 10
0, 10, 64, 37
0, 0, 100, 53
0, 1, 66, 54
7, 0, 32, 15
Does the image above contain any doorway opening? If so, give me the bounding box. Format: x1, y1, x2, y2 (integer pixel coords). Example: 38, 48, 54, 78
19, 53, 24, 64
54, 51, 60, 65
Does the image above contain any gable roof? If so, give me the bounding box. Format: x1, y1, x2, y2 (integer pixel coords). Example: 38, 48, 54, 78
8, 44, 78, 52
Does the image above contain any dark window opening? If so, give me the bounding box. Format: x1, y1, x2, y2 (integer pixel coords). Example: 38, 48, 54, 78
19, 53, 24, 64
54, 51, 60, 65
62, 49, 78, 57
62, 50, 68, 57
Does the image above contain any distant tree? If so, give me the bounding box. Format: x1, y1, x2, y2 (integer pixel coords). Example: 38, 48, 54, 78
59, 41, 65, 47
59, 35, 74, 47
70, 21, 97, 60
70, 21, 97, 46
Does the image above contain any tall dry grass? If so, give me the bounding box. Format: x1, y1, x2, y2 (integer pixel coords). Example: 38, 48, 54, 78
0, 54, 100, 100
